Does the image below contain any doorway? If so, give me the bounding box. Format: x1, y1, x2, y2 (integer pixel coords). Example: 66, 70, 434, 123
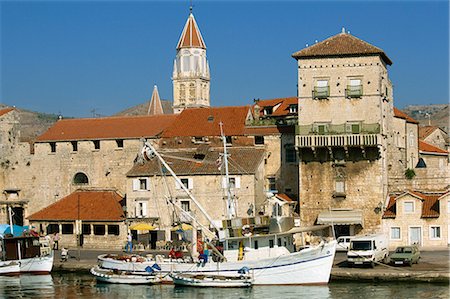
409, 227, 422, 246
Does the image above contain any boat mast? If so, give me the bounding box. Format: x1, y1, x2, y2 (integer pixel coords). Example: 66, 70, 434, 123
141, 141, 219, 238
219, 122, 235, 219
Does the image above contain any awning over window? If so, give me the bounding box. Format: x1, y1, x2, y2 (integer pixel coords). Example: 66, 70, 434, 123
317, 209, 363, 226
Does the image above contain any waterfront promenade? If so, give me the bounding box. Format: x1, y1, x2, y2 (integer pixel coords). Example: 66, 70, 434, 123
52, 249, 449, 283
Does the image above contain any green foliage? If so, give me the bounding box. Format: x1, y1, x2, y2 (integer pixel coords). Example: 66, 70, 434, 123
404, 168, 416, 180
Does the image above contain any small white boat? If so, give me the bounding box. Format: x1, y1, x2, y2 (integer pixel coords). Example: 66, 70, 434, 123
0, 261, 20, 275
90, 266, 160, 284
170, 272, 252, 288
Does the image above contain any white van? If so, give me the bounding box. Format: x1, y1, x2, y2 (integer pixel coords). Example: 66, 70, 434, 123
347, 234, 389, 267
336, 236, 354, 251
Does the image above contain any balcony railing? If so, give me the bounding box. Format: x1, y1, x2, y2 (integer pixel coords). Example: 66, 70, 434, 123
313, 86, 330, 99
296, 133, 381, 148
296, 123, 380, 135
345, 85, 363, 98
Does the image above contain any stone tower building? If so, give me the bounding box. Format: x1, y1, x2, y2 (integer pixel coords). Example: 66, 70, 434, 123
293, 30, 396, 236
172, 11, 210, 114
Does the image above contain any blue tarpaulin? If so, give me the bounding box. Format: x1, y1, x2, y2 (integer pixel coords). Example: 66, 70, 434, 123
0, 224, 29, 237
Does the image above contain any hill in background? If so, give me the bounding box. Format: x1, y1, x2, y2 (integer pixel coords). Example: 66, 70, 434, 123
402, 104, 449, 133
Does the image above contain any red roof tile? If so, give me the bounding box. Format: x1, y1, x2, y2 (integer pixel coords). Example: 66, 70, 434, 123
0, 108, 15, 117
393, 107, 419, 124
276, 193, 295, 203
28, 190, 125, 221
292, 32, 392, 65
36, 114, 177, 142
383, 190, 448, 219
254, 97, 298, 117
162, 106, 250, 138
419, 140, 448, 155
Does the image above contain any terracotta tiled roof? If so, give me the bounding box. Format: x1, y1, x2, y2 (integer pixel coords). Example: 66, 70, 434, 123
382, 196, 397, 219
36, 114, 177, 142
276, 193, 295, 203
383, 190, 449, 219
419, 140, 448, 155
162, 106, 250, 138
0, 107, 15, 117
393, 107, 419, 124
127, 147, 265, 177
177, 13, 206, 49
292, 32, 392, 65
254, 97, 298, 117
28, 190, 125, 221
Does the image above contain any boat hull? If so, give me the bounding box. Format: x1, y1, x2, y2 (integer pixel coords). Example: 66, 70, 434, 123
98, 240, 336, 285
0, 261, 20, 275
170, 273, 252, 288
91, 266, 160, 284
19, 255, 54, 274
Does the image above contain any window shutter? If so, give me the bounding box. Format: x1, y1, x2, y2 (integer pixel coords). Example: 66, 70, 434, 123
235, 177, 241, 189
175, 180, 181, 190
188, 178, 194, 190
222, 177, 227, 188
142, 202, 148, 217
145, 178, 150, 191
132, 179, 140, 191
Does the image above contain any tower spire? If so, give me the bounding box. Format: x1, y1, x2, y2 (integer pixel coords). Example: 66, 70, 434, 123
147, 85, 164, 115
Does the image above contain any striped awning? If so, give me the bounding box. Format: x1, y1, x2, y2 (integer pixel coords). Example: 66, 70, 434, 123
317, 210, 363, 226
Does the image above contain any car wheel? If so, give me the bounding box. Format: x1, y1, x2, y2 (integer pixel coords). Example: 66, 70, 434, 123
407, 261, 412, 267
370, 262, 375, 268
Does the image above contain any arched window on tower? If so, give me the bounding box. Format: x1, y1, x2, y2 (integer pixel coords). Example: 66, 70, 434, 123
73, 172, 89, 185
409, 130, 414, 147
189, 83, 196, 100
180, 84, 186, 101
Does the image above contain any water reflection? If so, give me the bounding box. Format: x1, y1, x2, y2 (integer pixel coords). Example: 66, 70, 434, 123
0, 273, 448, 299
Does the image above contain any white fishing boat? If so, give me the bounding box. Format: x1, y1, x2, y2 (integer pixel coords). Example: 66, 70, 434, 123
90, 266, 160, 284
170, 272, 252, 288
0, 208, 54, 275
98, 124, 336, 285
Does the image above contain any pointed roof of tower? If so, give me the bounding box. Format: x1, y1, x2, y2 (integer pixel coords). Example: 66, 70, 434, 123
147, 85, 164, 115
177, 13, 206, 49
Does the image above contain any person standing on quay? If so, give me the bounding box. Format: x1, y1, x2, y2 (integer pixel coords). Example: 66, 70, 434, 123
53, 232, 60, 250
126, 233, 132, 253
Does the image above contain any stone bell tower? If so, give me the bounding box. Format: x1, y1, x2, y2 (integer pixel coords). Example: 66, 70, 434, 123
172, 10, 210, 114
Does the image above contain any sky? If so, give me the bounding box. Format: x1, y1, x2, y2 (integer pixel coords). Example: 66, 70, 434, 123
1, 0, 448, 118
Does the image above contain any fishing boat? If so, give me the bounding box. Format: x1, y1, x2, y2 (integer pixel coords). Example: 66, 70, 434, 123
170, 272, 252, 288
0, 208, 54, 275
90, 266, 160, 284
98, 124, 336, 285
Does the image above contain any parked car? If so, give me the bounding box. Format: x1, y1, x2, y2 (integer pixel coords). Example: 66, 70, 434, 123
336, 236, 354, 251
389, 246, 420, 266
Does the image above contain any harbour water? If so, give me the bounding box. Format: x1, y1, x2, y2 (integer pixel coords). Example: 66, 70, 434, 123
0, 273, 448, 299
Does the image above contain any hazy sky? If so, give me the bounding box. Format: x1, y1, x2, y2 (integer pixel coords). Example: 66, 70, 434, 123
1, 0, 448, 118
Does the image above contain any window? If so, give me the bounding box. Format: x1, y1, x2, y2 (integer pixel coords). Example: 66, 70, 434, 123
346, 122, 361, 134
272, 203, 282, 217
277, 238, 282, 247
289, 104, 298, 114
176, 178, 193, 190
404, 201, 414, 213
346, 79, 363, 98
222, 177, 241, 189
335, 180, 345, 193
135, 201, 148, 217
93, 140, 100, 150
430, 226, 441, 239
71, 141, 78, 152
180, 84, 186, 100
409, 131, 414, 147
255, 136, 264, 145
269, 239, 274, 248
314, 80, 329, 99
108, 225, 120, 236
93, 225, 106, 235
225, 136, 232, 145
254, 240, 259, 250
181, 200, 190, 212
61, 224, 74, 234
73, 172, 89, 185
285, 147, 297, 163
47, 224, 59, 234
189, 83, 195, 99
390, 227, 401, 240
133, 178, 150, 191
116, 139, 124, 148
267, 177, 277, 192
82, 224, 91, 235
263, 107, 273, 115
50, 142, 56, 153
313, 123, 329, 135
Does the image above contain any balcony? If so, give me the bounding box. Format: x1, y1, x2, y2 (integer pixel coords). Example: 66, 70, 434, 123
313, 86, 330, 99
346, 85, 363, 98
295, 123, 381, 148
